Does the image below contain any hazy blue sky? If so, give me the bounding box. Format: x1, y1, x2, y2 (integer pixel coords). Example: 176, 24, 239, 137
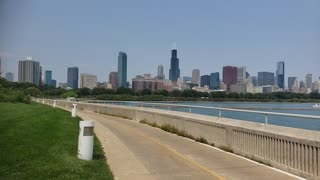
1, 0, 319, 84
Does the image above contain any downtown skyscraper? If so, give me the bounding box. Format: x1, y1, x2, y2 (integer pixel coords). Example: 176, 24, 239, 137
305, 74, 312, 88
258, 72, 275, 86
276, 61, 285, 89
237, 66, 246, 83
118, 51, 127, 88
18, 57, 41, 86
67, 67, 79, 89
191, 69, 200, 85
200, 75, 210, 87
210, 72, 220, 90
45, 70, 52, 86
169, 49, 180, 84
288, 77, 297, 91
80, 73, 97, 89
109, 72, 118, 89
223, 66, 237, 90
157, 65, 165, 79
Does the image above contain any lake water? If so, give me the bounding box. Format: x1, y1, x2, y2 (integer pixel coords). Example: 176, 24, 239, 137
177, 102, 320, 131
95, 101, 320, 131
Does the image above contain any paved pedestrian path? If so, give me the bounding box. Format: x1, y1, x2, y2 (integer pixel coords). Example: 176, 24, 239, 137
58, 105, 302, 180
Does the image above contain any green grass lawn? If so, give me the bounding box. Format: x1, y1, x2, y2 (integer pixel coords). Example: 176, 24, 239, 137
0, 102, 113, 180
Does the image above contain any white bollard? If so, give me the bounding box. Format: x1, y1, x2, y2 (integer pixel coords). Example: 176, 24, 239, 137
72, 104, 77, 117
78, 121, 95, 160
42, 99, 45, 104
53, 100, 56, 108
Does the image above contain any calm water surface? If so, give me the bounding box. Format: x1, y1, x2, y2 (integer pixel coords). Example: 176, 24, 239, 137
98, 101, 320, 131
177, 102, 320, 131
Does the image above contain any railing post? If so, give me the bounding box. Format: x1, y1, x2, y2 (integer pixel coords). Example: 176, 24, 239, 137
78, 121, 95, 160
72, 104, 77, 117
189, 107, 192, 113
265, 114, 268, 125
219, 110, 222, 117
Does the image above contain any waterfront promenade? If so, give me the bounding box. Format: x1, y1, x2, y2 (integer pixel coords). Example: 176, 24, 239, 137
57, 103, 301, 180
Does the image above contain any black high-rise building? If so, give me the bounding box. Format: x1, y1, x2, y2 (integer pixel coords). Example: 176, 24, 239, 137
258, 72, 275, 86
67, 67, 79, 89
210, 72, 220, 90
169, 49, 180, 83
200, 75, 210, 87
276, 61, 285, 89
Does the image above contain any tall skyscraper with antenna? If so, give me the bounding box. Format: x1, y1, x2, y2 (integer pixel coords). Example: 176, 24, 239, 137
169, 48, 180, 84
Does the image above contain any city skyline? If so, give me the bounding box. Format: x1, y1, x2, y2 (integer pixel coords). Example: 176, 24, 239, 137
3, 52, 319, 85
4, 51, 320, 90
0, 0, 319, 83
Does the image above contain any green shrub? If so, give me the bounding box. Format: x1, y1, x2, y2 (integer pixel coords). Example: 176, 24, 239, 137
0, 88, 31, 104
24, 87, 41, 97
62, 91, 78, 98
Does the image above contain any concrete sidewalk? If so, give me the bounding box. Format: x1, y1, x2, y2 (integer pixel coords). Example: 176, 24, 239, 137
60, 105, 302, 180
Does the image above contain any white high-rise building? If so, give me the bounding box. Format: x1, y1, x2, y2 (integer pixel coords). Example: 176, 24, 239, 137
292, 79, 300, 93
80, 73, 97, 89
191, 69, 200, 86
305, 74, 312, 88
237, 66, 246, 83
157, 65, 165, 79
18, 57, 40, 86
312, 81, 320, 92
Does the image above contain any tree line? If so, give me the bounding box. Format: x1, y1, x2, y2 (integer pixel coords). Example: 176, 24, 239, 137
1, 77, 319, 103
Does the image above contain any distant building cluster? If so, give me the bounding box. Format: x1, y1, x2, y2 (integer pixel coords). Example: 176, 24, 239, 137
132, 74, 165, 92
2, 48, 319, 95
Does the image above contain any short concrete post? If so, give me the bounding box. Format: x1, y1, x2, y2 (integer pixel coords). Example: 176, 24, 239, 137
189, 107, 192, 113
264, 114, 268, 125
168, 106, 171, 110
53, 100, 56, 108
78, 121, 95, 160
42, 99, 45, 104
219, 110, 222, 117
153, 105, 155, 109
72, 104, 77, 117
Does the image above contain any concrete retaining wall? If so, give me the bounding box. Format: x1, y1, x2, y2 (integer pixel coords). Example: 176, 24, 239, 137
42, 99, 320, 179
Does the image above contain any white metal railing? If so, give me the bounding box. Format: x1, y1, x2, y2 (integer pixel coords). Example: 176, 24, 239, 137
86, 100, 320, 126
41, 98, 320, 179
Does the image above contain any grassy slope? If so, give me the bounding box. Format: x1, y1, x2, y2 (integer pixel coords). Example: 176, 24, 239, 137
0, 103, 113, 180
